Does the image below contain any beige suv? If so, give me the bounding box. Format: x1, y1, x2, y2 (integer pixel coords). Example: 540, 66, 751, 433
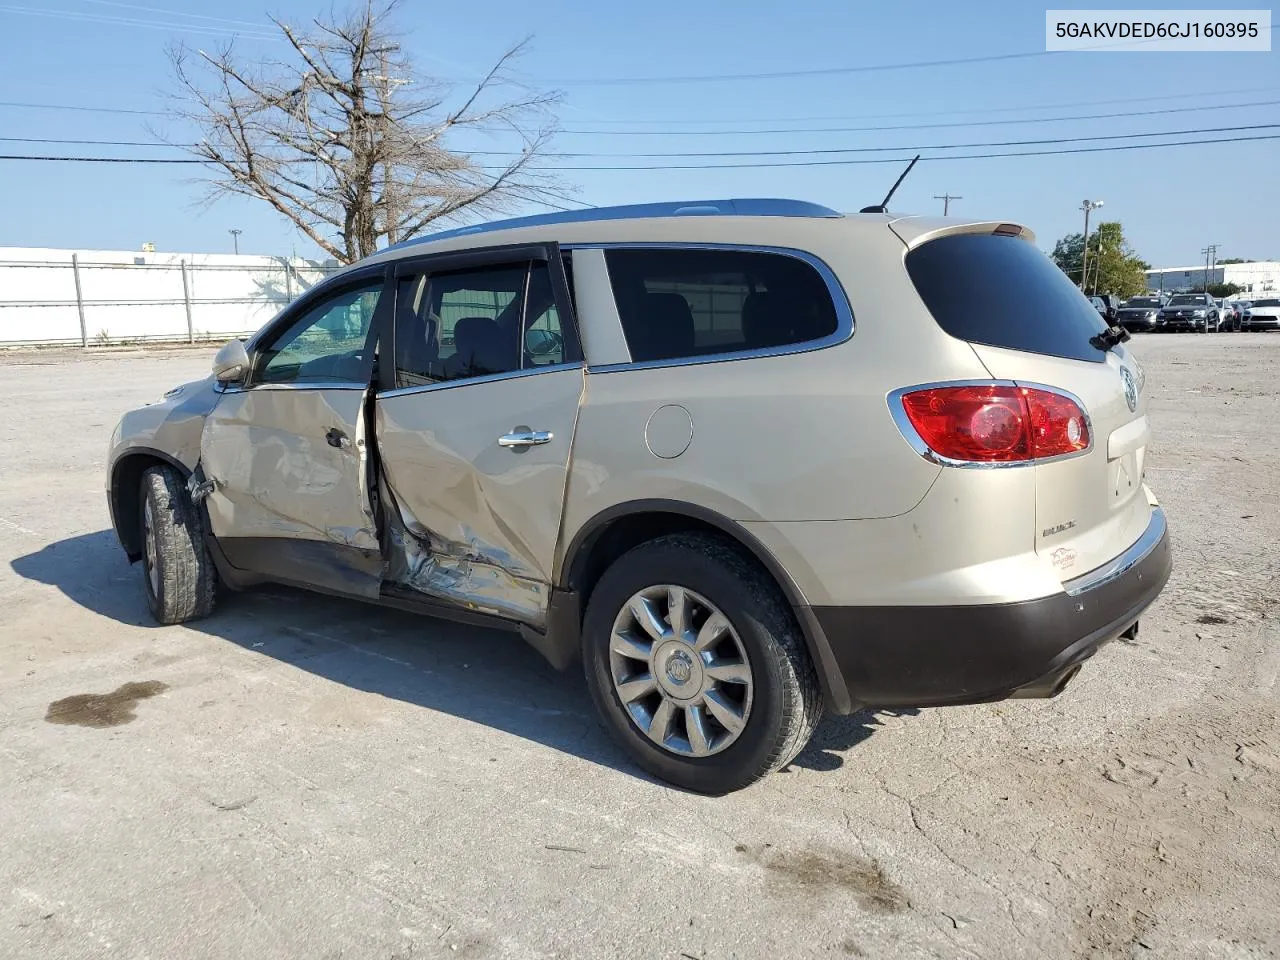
106, 199, 1172, 793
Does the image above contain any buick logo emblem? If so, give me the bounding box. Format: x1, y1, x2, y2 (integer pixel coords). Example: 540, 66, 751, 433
1120, 367, 1137, 413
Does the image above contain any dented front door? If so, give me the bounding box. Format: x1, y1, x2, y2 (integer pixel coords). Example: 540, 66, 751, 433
199, 272, 388, 597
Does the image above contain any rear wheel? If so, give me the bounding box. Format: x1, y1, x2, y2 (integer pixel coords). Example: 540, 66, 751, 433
582, 533, 823, 794
139, 465, 217, 625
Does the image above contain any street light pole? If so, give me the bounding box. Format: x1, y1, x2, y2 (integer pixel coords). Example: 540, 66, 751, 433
229, 228, 242, 255
1079, 199, 1104, 291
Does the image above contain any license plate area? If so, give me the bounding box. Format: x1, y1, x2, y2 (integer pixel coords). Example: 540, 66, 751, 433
1109, 448, 1143, 506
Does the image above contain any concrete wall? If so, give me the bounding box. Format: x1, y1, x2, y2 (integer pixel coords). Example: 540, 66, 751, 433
0, 247, 341, 346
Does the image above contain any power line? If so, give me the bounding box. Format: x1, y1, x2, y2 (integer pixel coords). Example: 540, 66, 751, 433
79, 0, 276, 30
9, 121, 1277, 161
527, 28, 1278, 87
0, 136, 179, 147
486, 123, 1280, 159
0, 3, 280, 39
513, 133, 1280, 170
4, 132, 1278, 168
0, 99, 165, 116
554, 98, 1280, 136
537, 50, 1052, 87
6, 96, 1276, 152
558, 85, 1280, 125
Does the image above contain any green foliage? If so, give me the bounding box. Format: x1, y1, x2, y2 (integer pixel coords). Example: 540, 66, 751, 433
1205, 282, 1242, 298
1050, 221, 1149, 298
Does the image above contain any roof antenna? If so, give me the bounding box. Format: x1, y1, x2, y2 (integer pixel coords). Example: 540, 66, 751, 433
860, 154, 921, 214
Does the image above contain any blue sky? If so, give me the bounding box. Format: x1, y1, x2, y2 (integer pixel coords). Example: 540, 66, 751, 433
0, 0, 1276, 266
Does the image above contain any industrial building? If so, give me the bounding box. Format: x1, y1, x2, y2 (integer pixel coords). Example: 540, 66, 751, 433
1145, 261, 1280, 296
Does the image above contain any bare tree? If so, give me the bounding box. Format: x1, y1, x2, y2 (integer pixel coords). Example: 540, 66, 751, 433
167, 1, 563, 263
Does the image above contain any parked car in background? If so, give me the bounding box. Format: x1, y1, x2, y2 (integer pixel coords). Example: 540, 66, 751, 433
1243, 297, 1280, 330
1089, 296, 1109, 320
104, 199, 1171, 793
1116, 296, 1164, 332
1158, 293, 1219, 332
1213, 299, 1240, 331
1096, 294, 1123, 324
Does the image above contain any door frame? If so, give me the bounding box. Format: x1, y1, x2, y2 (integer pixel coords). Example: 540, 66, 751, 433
204, 262, 397, 597
370, 241, 583, 628
378, 242, 581, 394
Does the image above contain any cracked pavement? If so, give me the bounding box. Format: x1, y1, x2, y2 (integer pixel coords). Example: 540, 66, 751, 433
1, 336, 1278, 959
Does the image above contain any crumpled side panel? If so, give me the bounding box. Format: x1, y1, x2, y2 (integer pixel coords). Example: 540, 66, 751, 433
381, 477, 546, 627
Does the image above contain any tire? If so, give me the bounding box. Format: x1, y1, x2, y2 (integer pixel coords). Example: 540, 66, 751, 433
582, 533, 823, 794
139, 465, 217, 625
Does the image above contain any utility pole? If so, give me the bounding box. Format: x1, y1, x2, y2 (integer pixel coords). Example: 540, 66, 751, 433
1079, 199, 1104, 291
1200, 244, 1219, 333
933, 193, 962, 216
368, 44, 407, 245
229, 228, 242, 255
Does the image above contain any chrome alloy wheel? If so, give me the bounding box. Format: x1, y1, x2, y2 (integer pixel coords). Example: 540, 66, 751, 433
142, 498, 160, 596
609, 585, 754, 757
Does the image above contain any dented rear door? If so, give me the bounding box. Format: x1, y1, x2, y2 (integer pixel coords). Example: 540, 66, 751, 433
374, 250, 583, 628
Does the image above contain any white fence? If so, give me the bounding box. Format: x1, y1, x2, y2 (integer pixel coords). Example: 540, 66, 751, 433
0, 247, 343, 347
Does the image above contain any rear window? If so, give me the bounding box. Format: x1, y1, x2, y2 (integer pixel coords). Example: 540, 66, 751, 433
604, 248, 839, 363
905, 233, 1108, 364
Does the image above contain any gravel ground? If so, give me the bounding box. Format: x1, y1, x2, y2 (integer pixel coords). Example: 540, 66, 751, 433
0, 336, 1277, 960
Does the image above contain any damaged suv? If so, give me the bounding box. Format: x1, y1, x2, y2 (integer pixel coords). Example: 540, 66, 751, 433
107, 199, 1171, 793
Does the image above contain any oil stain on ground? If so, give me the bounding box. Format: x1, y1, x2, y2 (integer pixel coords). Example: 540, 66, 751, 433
45, 681, 169, 728
736, 843, 908, 913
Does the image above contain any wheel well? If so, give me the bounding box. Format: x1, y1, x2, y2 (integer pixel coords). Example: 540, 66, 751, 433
111, 453, 183, 560
559, 506, 855, 712
565, 509, 802, 616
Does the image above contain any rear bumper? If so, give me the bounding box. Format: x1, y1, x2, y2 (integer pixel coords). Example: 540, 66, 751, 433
804, 507, 1172, 711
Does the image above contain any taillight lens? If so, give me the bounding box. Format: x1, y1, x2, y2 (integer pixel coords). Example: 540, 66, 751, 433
899, 384, 1089, 463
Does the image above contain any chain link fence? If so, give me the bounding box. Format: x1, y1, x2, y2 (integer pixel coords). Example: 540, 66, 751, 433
0, 253, 344, 347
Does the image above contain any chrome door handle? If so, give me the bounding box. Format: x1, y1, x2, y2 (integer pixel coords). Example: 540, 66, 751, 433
498, 430, 553, 448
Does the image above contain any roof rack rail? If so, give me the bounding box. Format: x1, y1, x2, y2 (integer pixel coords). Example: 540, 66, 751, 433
389, 198, 843, 250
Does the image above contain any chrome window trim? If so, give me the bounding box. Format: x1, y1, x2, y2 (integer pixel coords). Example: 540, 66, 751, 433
217, 380, 367, 394
377, 361, 583, 400
386, 199, 844, 250
885, 379, 1095, 470
563, 242, 854, 374
1063, 506, 1167, 597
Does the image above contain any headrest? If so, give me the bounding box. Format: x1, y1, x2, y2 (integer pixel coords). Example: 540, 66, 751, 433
630, 293, 695, 361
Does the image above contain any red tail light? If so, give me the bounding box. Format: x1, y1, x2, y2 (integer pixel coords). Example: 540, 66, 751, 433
898, 384, 1089, 463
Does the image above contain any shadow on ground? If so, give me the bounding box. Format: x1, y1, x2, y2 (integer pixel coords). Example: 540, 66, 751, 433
13, 530, 911, 786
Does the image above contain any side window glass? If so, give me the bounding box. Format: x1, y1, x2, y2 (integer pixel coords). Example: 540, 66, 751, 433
395, 264, 525, 386
603, 248, 838, 363
523, 262, 568, 367
392, 260, 581, 388
257, 280, 382, 385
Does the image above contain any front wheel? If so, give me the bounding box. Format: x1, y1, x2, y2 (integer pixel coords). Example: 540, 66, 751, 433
139, 465, 217, 625
582, 534, 823, 794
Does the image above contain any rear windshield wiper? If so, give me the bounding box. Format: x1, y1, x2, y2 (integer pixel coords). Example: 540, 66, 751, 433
1090, 324, 1131, 352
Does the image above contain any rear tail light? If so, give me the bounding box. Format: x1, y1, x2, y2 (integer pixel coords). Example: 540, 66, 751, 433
897, 384, 1090, 463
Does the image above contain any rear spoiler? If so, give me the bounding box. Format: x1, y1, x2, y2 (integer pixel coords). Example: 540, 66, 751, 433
886, 216, 1036, 250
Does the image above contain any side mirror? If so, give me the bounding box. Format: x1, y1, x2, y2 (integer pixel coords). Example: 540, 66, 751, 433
212, 339, 250, 383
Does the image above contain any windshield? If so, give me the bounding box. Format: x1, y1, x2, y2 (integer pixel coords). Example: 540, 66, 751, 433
906, 233, 1108, 364
1168, 295, 1207, 305
1253, 299, 1280, 307
1126, 298, 1161, 307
